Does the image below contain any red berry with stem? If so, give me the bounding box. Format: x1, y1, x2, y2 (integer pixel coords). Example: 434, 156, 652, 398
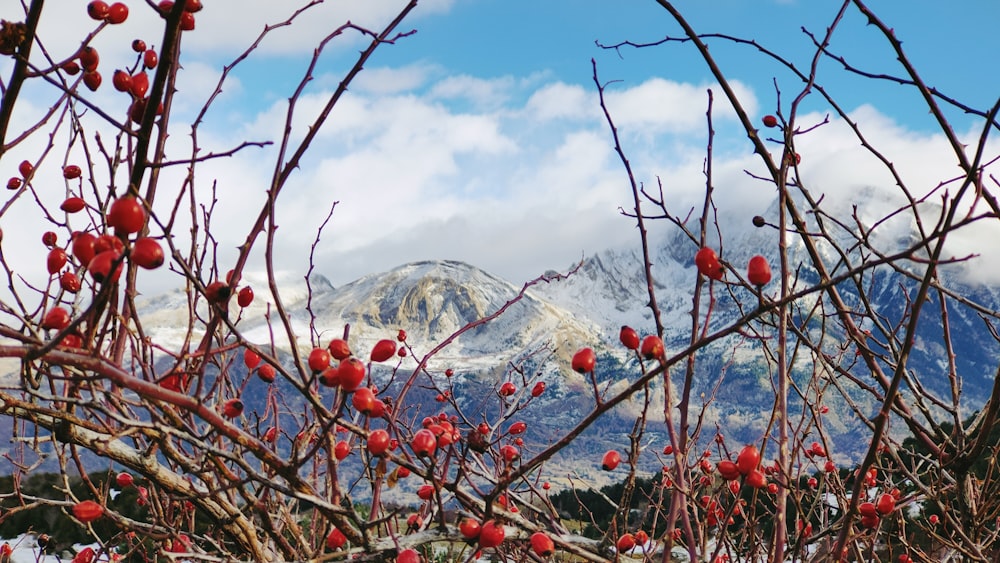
131, 39, 146, 53
131, 237, 164, 269
307, 347, 331, 372
530, 532, 555, 557
640, 335, 665, 360
222, 398, 243, 418
72, 500, 104, 523
334, 440, 350, 461
237, 286, 254, 307
130, 71, 149, 98
63, 165, 82, 179
736, 444, 761, 475
61, 196, 86, 212
87, 1, 110, 20
619, 325, 640, 350
41, 307, 71, 330
498, 381, 516, 396
47, 248, 68, 274
60, 272, 81, 293
602, 450, 621, 471
478, 520, 505, 548
143, 49, 158, 69
107, 196, 146, 234
115, 472, 133, 488
89, 250, 123, 283
571, 347, 596, 373
82, 71, 102, 92
411, 429, 436, 457
747, 255, 772, 286
370, 339, 396, 362
367, 429, 390, 456
106, 3, 128, 24
337, 358, 366, 391
326, 528, 346, 550
459, 518, 481, 540
112, 70, 131, 92
762, 114, 778, 128
328, 338, 350, 360
257, 363, 276, 383
79, 47, 99, 71
243, 349, 260, 370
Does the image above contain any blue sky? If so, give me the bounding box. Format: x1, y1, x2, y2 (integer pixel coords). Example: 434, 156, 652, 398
2, 0, 999, 292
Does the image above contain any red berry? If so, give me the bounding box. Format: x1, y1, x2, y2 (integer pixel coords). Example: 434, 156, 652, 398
762, 114, 778, 128
736, 444, 760, 475
746, 469, 767, 489
616, 533, 636, 552
307, 347, 331, 372
18, 160, 33, 178
79, 47, 99, 72
243, 348, 260, 370
367, 429, 390, 456
876, 493, 896, 515
530, 532, 555, 557
115, 472, 133, 488
747, 255, 772, 286
370, 339, 396, 362
131, 237, 164, 269
82, 71, 102, 92
640, 335, 665, 360
106, 3, 128, 24
717, 460, 741, 481
411, 429, 436, 457
42, 232, 57, 247
59, 197, 87, 213
107, 196, 146, 234
351, 387, 377, 414
695, 247, 724, 280
6, 177, 21, 190
41, 307, 71, 330
62, 61, 81, 75
602, 450, 621, 471
87, 1, 110, 20
112, 70, 131, 92
397, 329, 407, 342
619, 325, 640, 350
531, 381, 546, 397
326, 528, 347, 550
47, 248, 68, 275
508, 421, 526, 435
60, 272, 81, 293
258, 364, 276, 383
72, 500, 104, 523
459, 517, 481, 540
396, 548, 420, 563
334, 440, 351, 461
72, 232, 97, 266
222, 398, 243, 418
205, 281, 230, 304
328, 338, 351, 360
184, 0, 203, 11
143, 49, 158, 69
478, 520, 505, 548
571, 347, 596, 373
131, 39, 146, 53
237, 286, 254, 307
130, 71, 149, 98
63, 165, 82, 180
157, 0, 175, 14
89, 250, 123, 283
338, 358, 366, 391
179, 12, 195, 30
